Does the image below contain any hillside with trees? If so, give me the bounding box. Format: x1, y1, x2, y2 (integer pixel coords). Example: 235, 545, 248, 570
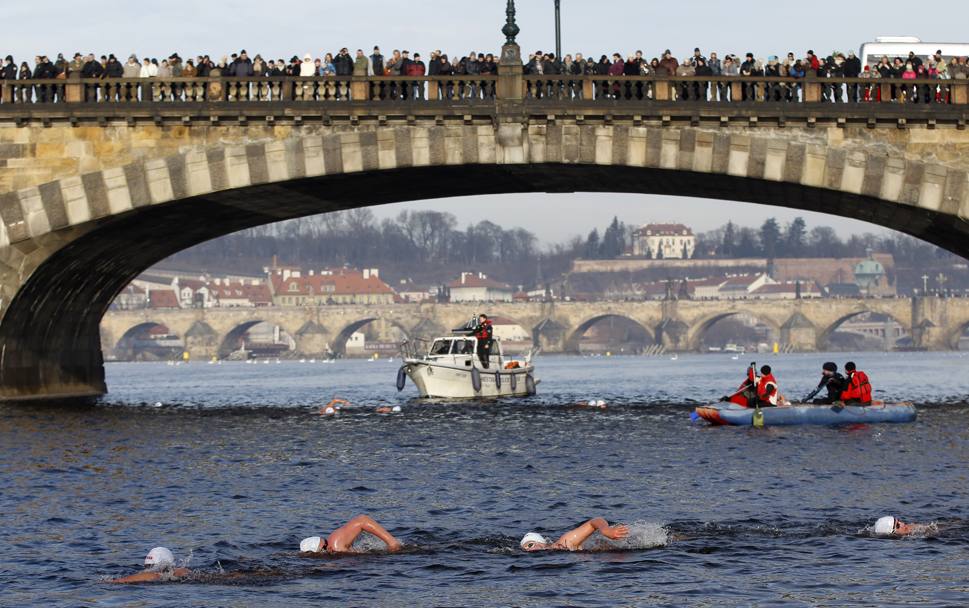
163, 210, 968, 295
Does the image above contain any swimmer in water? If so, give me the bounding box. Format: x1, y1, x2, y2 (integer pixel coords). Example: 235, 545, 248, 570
520, 517, 630, 552
320, 398, 348, 416
872, 515, 934, 537
109, 547, 191, 583
300, 515, 402, 554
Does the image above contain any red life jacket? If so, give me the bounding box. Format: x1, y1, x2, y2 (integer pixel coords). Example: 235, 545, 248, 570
756, 373, 778, 405
730, 378, 753, 407
475, 319, 493, 341
842, 370, 872, 404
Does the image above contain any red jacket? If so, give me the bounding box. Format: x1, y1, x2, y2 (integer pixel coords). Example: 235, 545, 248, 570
841, 370, 872, 404
474, 319, 493, 341
756, 373, 778, 405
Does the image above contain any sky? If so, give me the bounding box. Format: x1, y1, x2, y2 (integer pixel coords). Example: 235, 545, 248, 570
6, 0, 963, 245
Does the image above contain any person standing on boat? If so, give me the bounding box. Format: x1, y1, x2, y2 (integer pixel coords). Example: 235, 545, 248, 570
808, 362, 848, 405
474, 313, 494, 369
840, 361, 873, 405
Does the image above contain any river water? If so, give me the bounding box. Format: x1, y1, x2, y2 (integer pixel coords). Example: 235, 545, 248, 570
2, 352, 969, 606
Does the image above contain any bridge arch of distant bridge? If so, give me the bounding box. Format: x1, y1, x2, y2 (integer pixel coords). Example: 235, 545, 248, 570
98, 299, 969, 367
564, 314, 657, 354
1, 36, 969, 398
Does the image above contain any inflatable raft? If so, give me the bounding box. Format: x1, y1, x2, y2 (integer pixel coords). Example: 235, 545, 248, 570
694, 401, 916, 427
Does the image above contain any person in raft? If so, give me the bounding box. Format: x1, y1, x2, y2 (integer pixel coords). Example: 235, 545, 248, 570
110, 547, 191, 583
721, 362, 780, 407
841, 361, 873, 405
808, 361, 849, 405
520, 517, 630, 552
299, 515, 402, 554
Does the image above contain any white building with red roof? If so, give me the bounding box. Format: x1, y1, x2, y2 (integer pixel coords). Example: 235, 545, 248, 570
631, 223, 695, 259
447, 272, 515, 303
269, 267, 396, 306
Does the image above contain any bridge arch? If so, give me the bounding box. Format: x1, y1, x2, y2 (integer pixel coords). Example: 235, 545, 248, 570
565, 314, 656, 354
0, 121, 967, 398
687, 311, 782, 352
331, 317, 411, 357
947, 319, 969, 351
114, 322, 184, 361
217, 320, 296, 359
817, 309, 909, 351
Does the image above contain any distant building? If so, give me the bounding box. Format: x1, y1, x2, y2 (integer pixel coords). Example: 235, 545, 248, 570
448, 272, 515, 303
209, 278, 273, 307
718, 274, 775, 299
112, 284, 147, 310
630, 224, 695, 259
269, 267, 396, 306
853, 255, 887, 295
750, 281, 823, 300
772, 254, 896, 297
397, 280, 438, 303
147, 289, 180, 309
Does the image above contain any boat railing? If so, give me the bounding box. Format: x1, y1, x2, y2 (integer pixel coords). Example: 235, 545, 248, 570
398, 338, 430, 361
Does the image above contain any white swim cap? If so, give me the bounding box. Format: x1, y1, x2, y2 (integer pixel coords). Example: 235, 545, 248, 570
392, 405, 402, 413
874, 516, 897, 535
323, 407, 336, 416
144, 547, 175, 570
596, 400, 607, 407
300, 536, 323, 553
520, 532, 549, 548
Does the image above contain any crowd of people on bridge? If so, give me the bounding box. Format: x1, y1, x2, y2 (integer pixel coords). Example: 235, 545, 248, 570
523, 47, 969, 103
1, 45, 966, 104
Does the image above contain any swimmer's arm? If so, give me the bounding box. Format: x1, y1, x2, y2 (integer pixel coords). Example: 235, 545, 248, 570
358, 516, 403, 552
110, 567, 190, 583
558, 518, 630, 549
109, 572, 162, 584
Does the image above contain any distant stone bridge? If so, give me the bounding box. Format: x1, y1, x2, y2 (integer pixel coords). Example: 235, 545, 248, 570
1, 20, 968, 398
99, 298, 969, 362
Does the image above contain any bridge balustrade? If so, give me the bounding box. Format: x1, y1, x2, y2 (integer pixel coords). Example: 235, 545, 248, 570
0, 75, 500, 104
1, 74, 965, 106
523, 75, 967, 105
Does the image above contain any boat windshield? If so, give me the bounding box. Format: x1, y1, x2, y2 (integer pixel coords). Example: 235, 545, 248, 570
430, 339, 452, 355
451, 339, 475, 355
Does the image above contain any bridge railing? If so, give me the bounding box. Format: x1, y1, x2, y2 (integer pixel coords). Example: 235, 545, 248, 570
1, 75, 966, 106
523, 75, 969, 105
0, 75, 499, 104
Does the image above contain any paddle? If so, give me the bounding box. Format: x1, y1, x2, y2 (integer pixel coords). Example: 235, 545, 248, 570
719, 381, 753, 403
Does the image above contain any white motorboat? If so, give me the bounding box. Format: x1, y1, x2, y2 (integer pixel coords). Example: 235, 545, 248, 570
397, 333, 538, 399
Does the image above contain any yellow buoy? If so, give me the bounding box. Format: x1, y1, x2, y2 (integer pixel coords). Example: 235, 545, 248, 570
182, 351, 190, 362
773, 342, 779, 354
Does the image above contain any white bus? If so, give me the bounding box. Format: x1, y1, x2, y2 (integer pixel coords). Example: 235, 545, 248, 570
859, 36, 969, 69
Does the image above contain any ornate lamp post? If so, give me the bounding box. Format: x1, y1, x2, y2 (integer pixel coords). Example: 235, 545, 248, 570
554, 0, 562, 59
498, 0, 523, 101
502, 0, 520, 45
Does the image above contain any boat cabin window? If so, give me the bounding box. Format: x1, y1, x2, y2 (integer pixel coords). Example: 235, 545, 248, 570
452, 339, 475, 355
430, 339, 452, 355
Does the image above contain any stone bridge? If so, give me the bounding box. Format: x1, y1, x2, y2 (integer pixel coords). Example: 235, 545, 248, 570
1, 16, 969, 398
99, 297, 969, 362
